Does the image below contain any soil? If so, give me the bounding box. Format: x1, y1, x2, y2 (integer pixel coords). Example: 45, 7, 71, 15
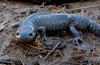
0, 0, 100, 65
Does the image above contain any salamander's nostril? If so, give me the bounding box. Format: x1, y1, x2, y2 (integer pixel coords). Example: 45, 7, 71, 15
29, 33, 33, 36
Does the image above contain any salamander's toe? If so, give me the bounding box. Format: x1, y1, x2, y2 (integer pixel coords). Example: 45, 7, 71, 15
71, 36, 83, 45
41, 36, 47, 42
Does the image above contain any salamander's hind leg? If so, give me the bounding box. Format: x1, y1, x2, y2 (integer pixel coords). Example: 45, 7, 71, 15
69, 24, 83, 44
37, 26, 47, 42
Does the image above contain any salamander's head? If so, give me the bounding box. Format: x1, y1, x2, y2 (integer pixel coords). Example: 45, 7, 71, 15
16, 25, 36, 42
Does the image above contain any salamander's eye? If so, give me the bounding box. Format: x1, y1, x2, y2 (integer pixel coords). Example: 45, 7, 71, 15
16, 32, 19, 36
29, 33, 33, 36
16, 32, 20, 38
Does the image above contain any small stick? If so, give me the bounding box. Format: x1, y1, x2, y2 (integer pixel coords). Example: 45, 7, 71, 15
65, 5, 100, 12
0, 61, 13, 64
92, 41, 96, 56
49, 59, 60, 65
61, 6, 66, 13
81, 9, 85, 16
76, 41, 82, 52
4, 0, 9, 4
19, 58, 25, 65
41, 2, 45, 7
43, 41, 60, 60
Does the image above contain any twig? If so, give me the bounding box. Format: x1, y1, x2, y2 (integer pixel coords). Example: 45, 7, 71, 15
92, 41, 96, 56
65, 5, 100, 12
0, 61, 13, 64
4, 0, 9, 4
19, 58, 25, 65
49, 59, 60, 65
43, 41, 60, 60
41, 2, 46, 7
73, 45, 85, 52
81, 9, 85, 16
60, 6, 66, 13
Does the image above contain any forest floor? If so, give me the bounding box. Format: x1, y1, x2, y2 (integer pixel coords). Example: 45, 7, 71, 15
0, 0, 100, 65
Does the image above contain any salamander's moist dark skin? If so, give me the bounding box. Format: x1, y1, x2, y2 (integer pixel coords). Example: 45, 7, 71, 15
16, 12, 100, 43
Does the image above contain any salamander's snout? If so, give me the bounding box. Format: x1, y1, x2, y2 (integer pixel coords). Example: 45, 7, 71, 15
16, 32, 34, 39
16, 31, 36, 42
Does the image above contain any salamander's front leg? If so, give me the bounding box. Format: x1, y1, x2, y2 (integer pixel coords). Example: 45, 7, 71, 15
37, 26, 47, 42
69, 24, 82, 44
